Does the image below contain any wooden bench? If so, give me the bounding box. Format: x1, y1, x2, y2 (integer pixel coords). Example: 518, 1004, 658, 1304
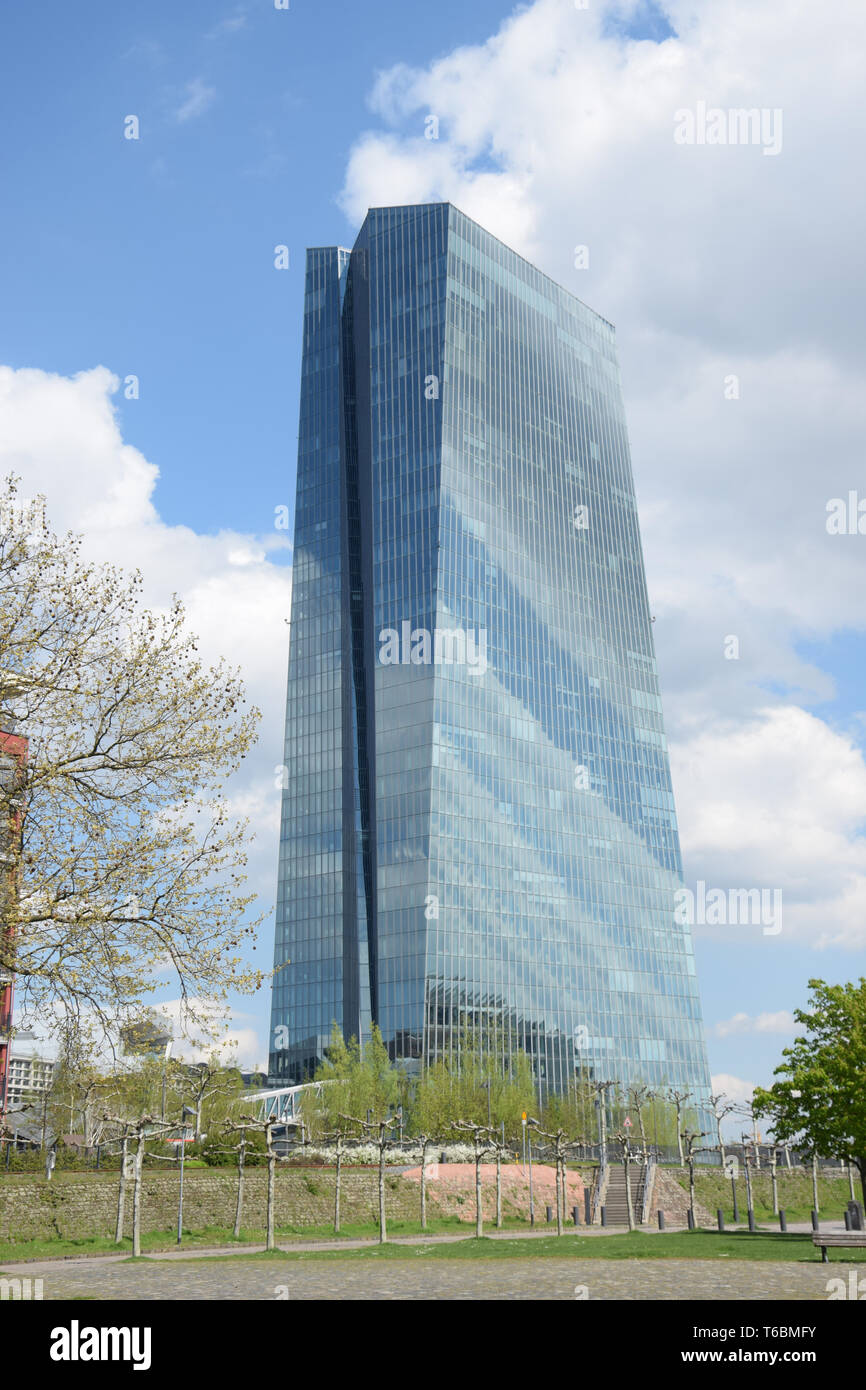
812, 1231, 866, 1262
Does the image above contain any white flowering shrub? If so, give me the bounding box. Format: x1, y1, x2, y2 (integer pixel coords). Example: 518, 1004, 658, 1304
295, 1142, 479, 1166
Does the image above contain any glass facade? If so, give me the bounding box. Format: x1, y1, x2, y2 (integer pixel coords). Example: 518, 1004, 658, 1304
269, 203, 712, 1112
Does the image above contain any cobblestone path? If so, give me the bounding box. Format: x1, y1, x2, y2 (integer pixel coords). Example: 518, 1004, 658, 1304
5, 1255, 856, 1301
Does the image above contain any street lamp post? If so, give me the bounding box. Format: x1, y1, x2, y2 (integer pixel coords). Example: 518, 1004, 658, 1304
526, 1117, 538, 1228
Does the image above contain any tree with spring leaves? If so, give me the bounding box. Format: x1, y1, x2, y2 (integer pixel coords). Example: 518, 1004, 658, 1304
753, 977, 866, 1208
0, 478, 264, 1045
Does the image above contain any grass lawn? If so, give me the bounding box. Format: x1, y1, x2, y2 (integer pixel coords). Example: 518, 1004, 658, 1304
145, 1229, 866, 1264
0, 1214, 505, 1263
675, 1168, 859, 1225
2, 1226, 865, 1268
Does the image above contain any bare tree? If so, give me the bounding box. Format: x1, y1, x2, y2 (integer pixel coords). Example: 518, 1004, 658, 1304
103, 1112, 174, 1256
769, 1145, 779, 1215
668, 1089, 692, 1167
536, 1126, 576, 1236
223, 1119, 259, 1240
612, 1131, 637, 1231
683, 1129, 710, 1228
709, 1092, 736, 1168
232, 1114, 281, 1250
627, 1085, 652, 1165
415, 1133, 435, 1231
114, 1126, 131, 1244
741, 1132, 755, 1220
591, 1079, 617, 1169
450, 1121, 495, 1239
176, 1055, 236, 1141
322, 1121, 355, 1235
342, 1113, 397, 1244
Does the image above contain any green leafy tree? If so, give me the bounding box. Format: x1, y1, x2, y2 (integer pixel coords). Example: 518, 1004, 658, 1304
753, 977, 866, 1207
300, 1022, 401, 1136
411, 1029, 536, 1140
0, 477, 263, 1045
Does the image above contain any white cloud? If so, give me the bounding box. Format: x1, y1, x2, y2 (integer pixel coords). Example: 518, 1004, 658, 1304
158, 998, 265, 1070
175, 78, 216, 123
0, 363, 290, 948
710, 1073, 756, 1109
672, 706, 866, 948
713, 1011, 796, 1039
339, 0, 866, 950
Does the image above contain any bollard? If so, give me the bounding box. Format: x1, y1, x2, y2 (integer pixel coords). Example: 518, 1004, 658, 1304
844, 1210, 852, 1231
811, 1209, 820, 1232
687, 1209, 695, 1230
572, 1205, 580, 1227
546, 1205, 553, 1224
779, 1210, 787, 1232
601, 1205, 607, 1227
717, 1209, 725, 1232
584, 1189, 592, 1225
748, 1208, 756, 1232
657, 1210, 665, 1231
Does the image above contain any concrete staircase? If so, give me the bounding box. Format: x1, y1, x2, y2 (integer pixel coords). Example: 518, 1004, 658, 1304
602, 1162, 648, 1225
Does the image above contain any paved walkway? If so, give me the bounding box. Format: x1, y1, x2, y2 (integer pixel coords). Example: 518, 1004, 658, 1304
2, 1253, 857, 1301
2, 1219, 858, 1300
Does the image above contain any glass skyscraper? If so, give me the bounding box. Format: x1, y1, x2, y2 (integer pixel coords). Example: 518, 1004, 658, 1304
268, 202, 711, 1111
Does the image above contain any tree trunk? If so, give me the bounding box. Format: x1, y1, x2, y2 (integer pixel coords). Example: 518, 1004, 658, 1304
556, 1156, 564, 1236
334, 1140, 342, 1235
115, 1135, 128, 1243
743, 1153, 753, 1216
233, 1134, 246, 1239
132, 1134, 145, 1258
378, 1144, 387, 1244
420, 1141, 428, 1231
266, 1150, 275, 1251
626, 1155, 635, 1231
475, 1150, 483, 1238
812, 1153, 819, 1213
496, 1150, 502, 1229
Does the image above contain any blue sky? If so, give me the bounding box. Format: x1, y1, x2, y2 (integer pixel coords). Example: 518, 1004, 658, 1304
3, 0, 865, 1111
1, 1, 520, 543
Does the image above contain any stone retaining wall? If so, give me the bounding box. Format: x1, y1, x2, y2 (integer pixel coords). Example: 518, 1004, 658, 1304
0, 1170, 423, 1244
649, 1167, 713, 1226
